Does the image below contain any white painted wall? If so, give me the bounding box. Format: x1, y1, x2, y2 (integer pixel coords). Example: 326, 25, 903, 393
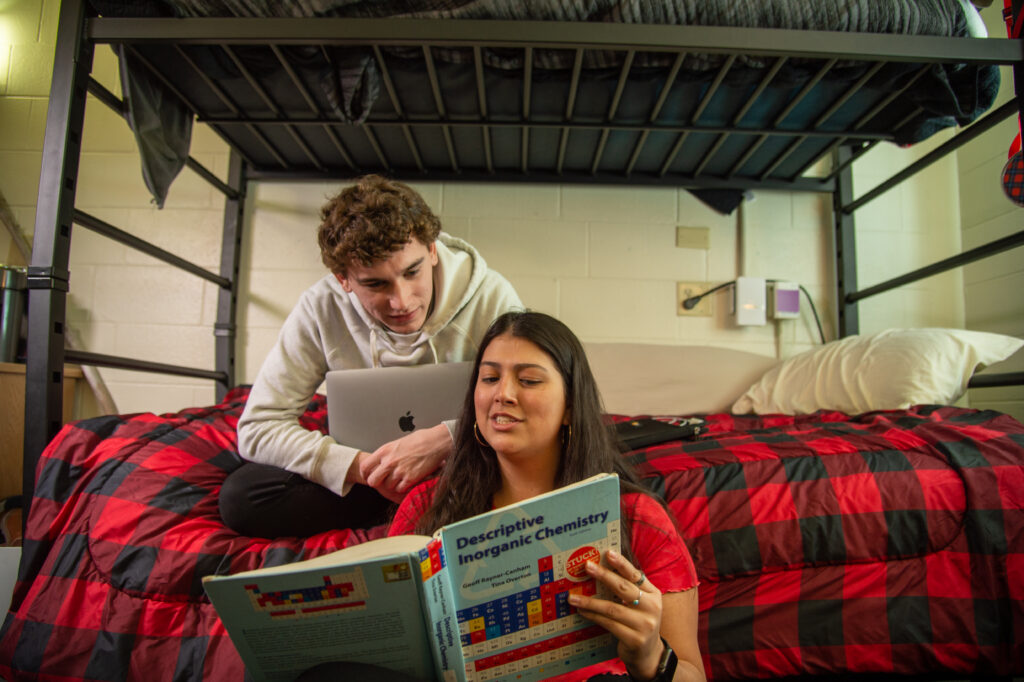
2, 0, 1018, 419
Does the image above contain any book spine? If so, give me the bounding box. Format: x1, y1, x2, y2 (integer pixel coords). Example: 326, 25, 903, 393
418, 538, 468, 682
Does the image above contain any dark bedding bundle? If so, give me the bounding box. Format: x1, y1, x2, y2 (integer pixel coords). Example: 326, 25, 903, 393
90, 0, 990, 110
90, 0, 971, 35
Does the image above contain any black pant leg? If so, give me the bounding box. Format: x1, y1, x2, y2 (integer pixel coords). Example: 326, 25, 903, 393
218, 462, 393, 537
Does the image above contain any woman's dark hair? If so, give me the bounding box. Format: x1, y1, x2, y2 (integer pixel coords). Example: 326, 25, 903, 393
414, 311, 649, 541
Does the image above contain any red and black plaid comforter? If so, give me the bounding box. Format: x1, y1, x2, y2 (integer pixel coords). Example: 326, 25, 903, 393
0, 389, 1021, 680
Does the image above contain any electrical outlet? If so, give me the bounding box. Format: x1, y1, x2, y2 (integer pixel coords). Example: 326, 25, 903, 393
677, 282, 714, 317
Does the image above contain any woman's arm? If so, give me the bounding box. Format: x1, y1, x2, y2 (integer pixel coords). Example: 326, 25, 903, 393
569, 550, 705, 682
386, 477, 438, 536
658, 588, 704, 682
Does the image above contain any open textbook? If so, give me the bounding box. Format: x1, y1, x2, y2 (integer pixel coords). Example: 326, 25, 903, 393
203, 473, 622, 682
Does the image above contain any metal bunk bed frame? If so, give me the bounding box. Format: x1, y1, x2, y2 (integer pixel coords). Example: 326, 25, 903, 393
24, 0, 1024, 520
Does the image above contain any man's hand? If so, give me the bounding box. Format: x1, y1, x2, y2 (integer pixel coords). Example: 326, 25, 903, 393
358, 423, 453, 502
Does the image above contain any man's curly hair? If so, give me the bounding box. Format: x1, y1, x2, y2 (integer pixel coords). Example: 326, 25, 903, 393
318, 175, 442, 275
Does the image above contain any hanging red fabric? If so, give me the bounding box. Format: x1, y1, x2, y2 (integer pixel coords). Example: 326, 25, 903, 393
1006, 0, 1023, 40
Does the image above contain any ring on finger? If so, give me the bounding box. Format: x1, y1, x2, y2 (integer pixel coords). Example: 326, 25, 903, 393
630, 589, 643, 607
634, 571, 646, 586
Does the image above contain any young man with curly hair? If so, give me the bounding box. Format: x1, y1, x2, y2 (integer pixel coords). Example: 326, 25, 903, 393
220, 175, 521, 537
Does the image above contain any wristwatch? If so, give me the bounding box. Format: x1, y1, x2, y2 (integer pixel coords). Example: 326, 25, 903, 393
631, 638, 677, 682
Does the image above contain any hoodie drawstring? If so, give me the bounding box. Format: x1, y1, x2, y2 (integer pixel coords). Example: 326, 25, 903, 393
369, 328, 381, 368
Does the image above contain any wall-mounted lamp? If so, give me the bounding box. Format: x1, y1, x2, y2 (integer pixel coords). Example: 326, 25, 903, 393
733, 276, 767, 326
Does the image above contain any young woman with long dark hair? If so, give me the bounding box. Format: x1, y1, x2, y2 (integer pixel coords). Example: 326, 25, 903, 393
388, 311, 705, 682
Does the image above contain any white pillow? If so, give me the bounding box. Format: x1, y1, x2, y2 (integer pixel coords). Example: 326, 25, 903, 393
731, 328, 1023, 415
584, 343, 778, 415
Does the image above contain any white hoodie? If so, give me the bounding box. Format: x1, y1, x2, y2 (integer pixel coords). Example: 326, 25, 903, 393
236, 233, 521, 496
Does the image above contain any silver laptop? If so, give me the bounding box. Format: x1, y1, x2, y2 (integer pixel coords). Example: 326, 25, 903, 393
326, 362, 474, 452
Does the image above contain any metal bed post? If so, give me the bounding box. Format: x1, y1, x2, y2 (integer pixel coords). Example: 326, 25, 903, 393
215, 151, 246, 401
833, 144, 858, 338
23, 0, 91, 529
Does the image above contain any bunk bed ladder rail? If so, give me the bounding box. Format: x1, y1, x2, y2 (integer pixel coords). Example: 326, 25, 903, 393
24, 0, 91, 542
21, 0, 245, 547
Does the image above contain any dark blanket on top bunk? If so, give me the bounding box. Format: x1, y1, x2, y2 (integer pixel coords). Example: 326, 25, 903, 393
91, 0, 993, 118
89, 0, 998, 208
89, 0, 973, 35
1, 387, 1022, 681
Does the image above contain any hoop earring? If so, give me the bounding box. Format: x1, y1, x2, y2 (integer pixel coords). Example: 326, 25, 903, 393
474, 422, 491, 448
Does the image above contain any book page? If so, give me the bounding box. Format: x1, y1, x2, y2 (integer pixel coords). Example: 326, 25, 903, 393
204, 540, 434, 682
203, 535, 430, 580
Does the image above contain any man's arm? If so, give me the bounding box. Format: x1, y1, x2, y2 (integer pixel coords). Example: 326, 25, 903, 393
237, 294, 362, 498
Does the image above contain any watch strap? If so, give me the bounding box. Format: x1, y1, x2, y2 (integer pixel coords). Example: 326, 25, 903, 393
630, 637, 677, 682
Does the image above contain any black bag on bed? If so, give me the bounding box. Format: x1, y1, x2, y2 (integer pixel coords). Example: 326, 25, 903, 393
614, 417, 705, 451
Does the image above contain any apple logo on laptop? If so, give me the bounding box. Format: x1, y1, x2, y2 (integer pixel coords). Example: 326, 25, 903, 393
399, 411, 416, 433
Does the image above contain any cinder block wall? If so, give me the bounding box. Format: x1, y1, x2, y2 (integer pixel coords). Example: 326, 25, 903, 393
240, 179, 836, 394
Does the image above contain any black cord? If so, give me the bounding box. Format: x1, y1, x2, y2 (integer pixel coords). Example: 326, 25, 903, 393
798, 284, 827, 345
682, 280, 734, 309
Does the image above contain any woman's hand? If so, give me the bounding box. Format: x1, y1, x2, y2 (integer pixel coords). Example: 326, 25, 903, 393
567, 549, 666, 681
